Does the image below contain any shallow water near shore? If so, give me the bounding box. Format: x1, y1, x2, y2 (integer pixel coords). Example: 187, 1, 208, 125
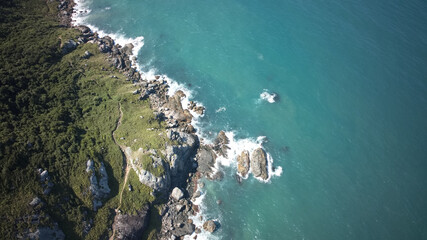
75, 0, 427, 239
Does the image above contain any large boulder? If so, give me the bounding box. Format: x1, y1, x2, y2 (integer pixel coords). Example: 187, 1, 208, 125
203, 220, 216, 233
113, 205, 150, 240
250, 148, 268, 180
171, 187, 184, 201
237, 150, 250, 177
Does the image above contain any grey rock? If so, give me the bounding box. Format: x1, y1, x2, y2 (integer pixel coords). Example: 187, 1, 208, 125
250, 148, 268, 180
196, 146, 216, 177
203, 220, 216, 233
29, 197, 41, 207
171, 187, 184, 201
40, 170, 49, 182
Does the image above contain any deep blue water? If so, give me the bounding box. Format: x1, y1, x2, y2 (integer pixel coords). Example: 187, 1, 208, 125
75, 0, 427, 239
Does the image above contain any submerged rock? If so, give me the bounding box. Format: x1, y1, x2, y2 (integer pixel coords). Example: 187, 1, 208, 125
237, 150, 250, 177
250, 148, 268, 180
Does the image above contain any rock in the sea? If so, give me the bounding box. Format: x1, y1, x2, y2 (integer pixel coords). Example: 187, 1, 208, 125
250, 148, 268, 180
171, 187, 184, 201
237, 150, 250, 177
203, 220, 216, 233
213, 131, 230, 157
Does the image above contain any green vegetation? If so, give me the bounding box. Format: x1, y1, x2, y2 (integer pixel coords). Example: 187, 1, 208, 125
141, 154, 165, 177
0, 0, 167, 238
115, 96, 171, 151
120, 168, 155, 214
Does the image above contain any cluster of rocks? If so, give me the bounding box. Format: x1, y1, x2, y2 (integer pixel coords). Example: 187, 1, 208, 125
58, 0, 74, 27
188, 101, 205, 115
237, 148, 269, 180
86, 160, 111, 210
38, 168, 54, 195
17, 196, 65, 239
158, 187, 196, 239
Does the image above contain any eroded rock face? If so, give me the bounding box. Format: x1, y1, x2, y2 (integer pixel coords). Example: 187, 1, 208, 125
166, 131, 198, 185
237, 150, 250, 177
196, 146, 217, 178
113, 205, 150, 240
250, 148, 268, 180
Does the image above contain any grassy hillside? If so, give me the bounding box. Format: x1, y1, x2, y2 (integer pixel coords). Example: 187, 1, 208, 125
0, 0, 164, 238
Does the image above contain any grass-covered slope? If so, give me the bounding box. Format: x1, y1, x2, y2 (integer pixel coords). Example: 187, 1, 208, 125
0, 0, 165, 238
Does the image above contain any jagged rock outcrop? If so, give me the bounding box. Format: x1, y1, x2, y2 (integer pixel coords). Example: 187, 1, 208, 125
113, 205, 150, 240
237, 150, 250, 177
250, 148, 268, 180
196, 145, 217, 178
159, 197, 196, 239
166, 131, 199, 185
213, 131, 230, 157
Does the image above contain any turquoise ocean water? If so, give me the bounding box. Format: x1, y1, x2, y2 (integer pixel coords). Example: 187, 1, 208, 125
74, 0, 427, 239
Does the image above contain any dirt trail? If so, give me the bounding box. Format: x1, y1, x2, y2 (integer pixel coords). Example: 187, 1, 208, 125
111, 102, 131, 239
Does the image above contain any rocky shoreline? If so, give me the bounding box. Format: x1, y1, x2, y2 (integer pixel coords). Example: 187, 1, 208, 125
57, 0, 272, 239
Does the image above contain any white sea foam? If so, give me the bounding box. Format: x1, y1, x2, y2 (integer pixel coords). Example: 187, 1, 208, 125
260, 89, 277, 103
215, 107, 226, 113
213, 132, 282, 182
